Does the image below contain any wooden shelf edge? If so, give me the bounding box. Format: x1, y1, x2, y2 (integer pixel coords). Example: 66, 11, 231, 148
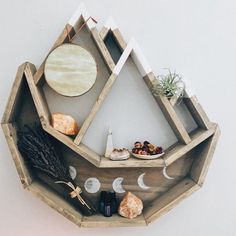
143, 177, 201, 224
90, 27, 115, 73
42, 122, 101, 167
190, 124, 221, 186
100, 26, 127, 52
24, 63, 51, 124
1, 122, 32, 188
27, 181, 83, 227
184, 96, 211, 130
164, 123, 217, 166
100, 26, 110, 40
99, 156, 165, 168
81, 213, 147, 228
74, 73, 117, 145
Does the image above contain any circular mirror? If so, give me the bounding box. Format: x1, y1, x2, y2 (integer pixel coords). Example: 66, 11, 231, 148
44, 43, 97, 97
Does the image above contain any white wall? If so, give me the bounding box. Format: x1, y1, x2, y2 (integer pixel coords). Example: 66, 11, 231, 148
0, 0, 235, 235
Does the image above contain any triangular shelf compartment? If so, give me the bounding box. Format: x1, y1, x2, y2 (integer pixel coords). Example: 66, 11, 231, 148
26, 5, 118, 167
100, 17, 211, 132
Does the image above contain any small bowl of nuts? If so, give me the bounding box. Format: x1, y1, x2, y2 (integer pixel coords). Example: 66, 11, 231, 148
131, 141, 164, 160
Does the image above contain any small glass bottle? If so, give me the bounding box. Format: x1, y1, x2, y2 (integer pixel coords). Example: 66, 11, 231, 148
109, 191, 118, 213
99, 191, 107, 214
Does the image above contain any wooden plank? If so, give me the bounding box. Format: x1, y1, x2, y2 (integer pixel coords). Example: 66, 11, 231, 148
190, 125, 220, 185
169, 96, 178, 106
144, 177, 200, 224
74, 73, 117, 145
1, 63, 27, 124
24, 63, 51, 123
78, 143, 102, 166
99, 124, 216, 168
81, 214, 147, 228
100, 26, 110, 40
144, 72, 191, 144
1, 123, 32, 187
184, 96, 211, 130
66, 146, 195, 207
99, 156, 164, 168
27, 181, 82, 226
112, 28, 127, 51
100, 17, 127, 51
90, 27, 115, 72
42, 122, 101, 166
101, 25, 152, 77
34, 24, 76, 85
164, 123, 216, 166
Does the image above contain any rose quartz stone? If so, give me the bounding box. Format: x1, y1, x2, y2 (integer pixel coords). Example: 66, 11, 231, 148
118, 192, 143, 219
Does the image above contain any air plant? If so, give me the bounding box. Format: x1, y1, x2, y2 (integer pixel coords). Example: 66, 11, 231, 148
152, 70, 185, 99
17, 124, 96, 216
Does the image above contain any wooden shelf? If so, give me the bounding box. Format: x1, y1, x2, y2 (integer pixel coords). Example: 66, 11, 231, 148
1, 4, 220, 228
99, 123, 217, 168
81, 214, 146, 228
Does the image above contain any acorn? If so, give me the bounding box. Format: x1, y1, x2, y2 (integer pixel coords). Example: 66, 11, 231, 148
141, 150, 147, 155
156, 146, 163, 154
138, 149, 143, 155
143, 141, 150, 146
134, 142, 142, 148
142, 145, 149, 152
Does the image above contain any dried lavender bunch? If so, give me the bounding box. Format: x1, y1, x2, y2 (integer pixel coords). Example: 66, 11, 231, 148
17, 124, 70, 181
17, 124, 96, 216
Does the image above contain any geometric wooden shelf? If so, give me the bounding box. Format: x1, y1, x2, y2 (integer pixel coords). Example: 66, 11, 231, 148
1, 3, 220, 228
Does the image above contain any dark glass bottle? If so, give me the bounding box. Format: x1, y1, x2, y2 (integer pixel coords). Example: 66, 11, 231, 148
104, 202, 112, 217
109, 191, 118, 213
99, 191, 107, 214
99, 191, 116, 217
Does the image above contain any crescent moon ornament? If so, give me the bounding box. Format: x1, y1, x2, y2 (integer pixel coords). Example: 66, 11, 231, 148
84, 177, 101, 193
112, 177, 126, 193
137, 173, 150, 190
162, 165, 175, 180
69, 165, 77, 180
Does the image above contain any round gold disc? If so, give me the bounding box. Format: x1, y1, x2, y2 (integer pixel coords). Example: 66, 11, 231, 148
44, 43, 97, 97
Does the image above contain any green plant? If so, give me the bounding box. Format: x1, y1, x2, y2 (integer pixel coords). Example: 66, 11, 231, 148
152, 70, 185, 99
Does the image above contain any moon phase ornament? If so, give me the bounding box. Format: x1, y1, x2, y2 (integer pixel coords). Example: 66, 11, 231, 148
84, 177, 101, 193
112, 177, 126, 193
44, 43, 97, 97
137, 173, 151, 190
69, 165, 77, 180
162, 163, 175, 180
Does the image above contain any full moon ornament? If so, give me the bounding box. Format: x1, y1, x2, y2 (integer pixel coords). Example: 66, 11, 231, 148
44, 43, 97, 97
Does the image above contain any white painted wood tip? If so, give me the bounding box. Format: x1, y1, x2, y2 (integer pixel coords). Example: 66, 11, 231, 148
68, 2, 96, 29
131, 39, 152, 77
113, 37, 152, 77
108, 128, 112, 135
184, 80, 195, 98
113, 38, 134, 75
104, 16, 118, 30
